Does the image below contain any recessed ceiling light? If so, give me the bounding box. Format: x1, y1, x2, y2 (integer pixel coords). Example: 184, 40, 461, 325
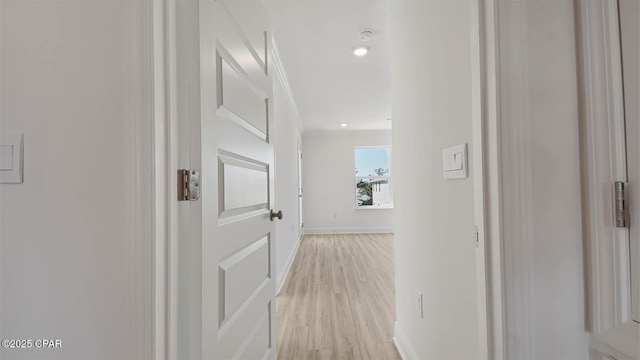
353, 46, 369, 56
340, 123, 349, 127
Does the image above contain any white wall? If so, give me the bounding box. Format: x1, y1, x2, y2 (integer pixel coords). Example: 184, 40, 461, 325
496, 0, 590, 358
302, 130, 393, 234
272, 58, 304, 292
390, 0, 481, 359
0, 2, 151, 359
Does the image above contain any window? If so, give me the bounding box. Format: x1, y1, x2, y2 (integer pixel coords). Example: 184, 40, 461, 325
354, 147, 392, 208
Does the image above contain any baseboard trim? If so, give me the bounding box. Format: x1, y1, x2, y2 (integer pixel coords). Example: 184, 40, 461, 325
276, 234, 304, 295
393, 322, 419, 360
304, 227, 394, 234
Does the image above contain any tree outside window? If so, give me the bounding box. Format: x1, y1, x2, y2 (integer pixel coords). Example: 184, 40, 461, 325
355, 147, 392, 208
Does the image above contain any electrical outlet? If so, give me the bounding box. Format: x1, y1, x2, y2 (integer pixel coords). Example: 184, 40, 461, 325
416, 289, 423, 319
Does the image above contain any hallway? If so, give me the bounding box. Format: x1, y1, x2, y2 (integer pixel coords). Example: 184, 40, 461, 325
276, 234, 400, 360
3, 0, 634, 358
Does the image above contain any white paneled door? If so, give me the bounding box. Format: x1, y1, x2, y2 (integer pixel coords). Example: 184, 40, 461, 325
176, 0, 277, 359
619, 0, 639, 324
204, 1, 276, 358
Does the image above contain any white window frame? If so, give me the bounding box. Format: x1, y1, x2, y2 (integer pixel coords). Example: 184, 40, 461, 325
354, 146, 393, 209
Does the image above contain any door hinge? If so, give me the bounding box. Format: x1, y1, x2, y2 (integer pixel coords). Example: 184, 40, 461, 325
178, 169, 201, 201
615, 181, 629, 228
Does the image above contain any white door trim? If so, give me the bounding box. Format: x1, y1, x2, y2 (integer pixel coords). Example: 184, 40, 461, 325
470, 0, 490, 358
478, 0, 507, 358
156, 0, 179, 358
576, 0, 639, 358
143, 0, 175, 358
155, 0, 180, 358
122, 0, 163, 358
473, 0, 507, 358
493, 1, 538, 358
482, 0, 640, 359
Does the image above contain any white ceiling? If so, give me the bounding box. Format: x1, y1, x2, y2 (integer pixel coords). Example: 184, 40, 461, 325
267, 0, 392, 132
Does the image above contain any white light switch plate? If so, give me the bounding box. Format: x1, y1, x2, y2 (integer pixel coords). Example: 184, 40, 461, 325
443, 143, 467, 179
0, 133, 24, 183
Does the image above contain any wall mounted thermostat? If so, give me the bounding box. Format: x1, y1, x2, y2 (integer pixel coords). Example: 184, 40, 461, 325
1, 132, 24, 184
443, 143, 467, 179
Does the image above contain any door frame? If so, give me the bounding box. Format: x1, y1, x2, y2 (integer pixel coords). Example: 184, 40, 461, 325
576, 0, 639, 358
150, 0, 510, 359
478, 0, 589, 359
148, 0, 176, 358
154, 0, 202, 358
479, 0, 537, 357
297, 138, 304, 236
121, 0, 175, 358
470, 0, 506, 359
121, 0, 171, 358
467, 0, 512, 357
478, 0, 640, 359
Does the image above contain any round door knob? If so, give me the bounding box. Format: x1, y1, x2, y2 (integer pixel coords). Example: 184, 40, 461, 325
270, 210, 283, 221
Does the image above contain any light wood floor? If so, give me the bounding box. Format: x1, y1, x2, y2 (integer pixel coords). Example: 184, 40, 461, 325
276, 233, 401, 360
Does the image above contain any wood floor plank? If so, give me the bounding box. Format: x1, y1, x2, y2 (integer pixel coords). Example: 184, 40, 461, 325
276, 234, 400, 360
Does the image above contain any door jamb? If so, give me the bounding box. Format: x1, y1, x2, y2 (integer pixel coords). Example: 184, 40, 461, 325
123, 0, 166, 358
472, 0, 507, 359
471, 0, 490, 357
150, 0, 174, 358
576, 0, 639, 358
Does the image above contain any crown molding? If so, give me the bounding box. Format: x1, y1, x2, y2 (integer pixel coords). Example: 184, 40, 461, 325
303, 129, 392, 137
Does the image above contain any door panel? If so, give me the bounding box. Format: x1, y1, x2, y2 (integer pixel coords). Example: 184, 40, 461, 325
223, 1, 269, 72
197, 0, 276, 359
619, 0, 639, 323
219, 151, 269, 218
219, 300, 272, 360
218, 235, 270, 323
217, 52, 269, 138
